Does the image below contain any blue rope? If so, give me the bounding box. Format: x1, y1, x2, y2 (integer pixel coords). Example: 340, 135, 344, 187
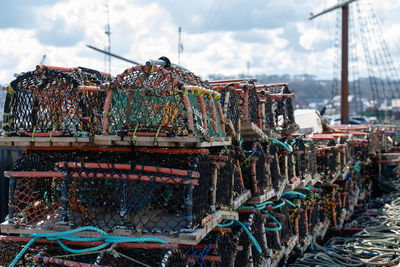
10, 226, 167, 267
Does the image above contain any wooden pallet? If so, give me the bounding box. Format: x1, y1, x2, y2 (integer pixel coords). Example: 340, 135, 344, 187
241, 122, 267, 139
232, 190, 252, 210
300, 174, 313, 187
247, 189, 275, 205
285, 177, 301, 191
0, 135, 231, 148
0, 211, 237, 245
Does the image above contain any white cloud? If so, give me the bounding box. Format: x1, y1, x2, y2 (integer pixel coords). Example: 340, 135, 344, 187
0, 0, 399, 86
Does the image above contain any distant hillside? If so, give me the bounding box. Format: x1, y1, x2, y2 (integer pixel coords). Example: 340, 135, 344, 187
207, 73, 395, 107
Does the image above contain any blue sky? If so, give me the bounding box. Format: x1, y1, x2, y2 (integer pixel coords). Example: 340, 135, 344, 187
0, 0, 399, 84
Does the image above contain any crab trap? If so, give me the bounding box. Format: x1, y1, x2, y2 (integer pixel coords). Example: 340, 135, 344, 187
210, 79, 260, 135
100, 64, 225, 139
0, 236, 190, 267
2, 65, 112, 137
3, 147, 245, 237
256, 83, 297, 135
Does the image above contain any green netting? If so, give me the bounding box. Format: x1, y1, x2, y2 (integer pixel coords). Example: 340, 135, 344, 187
105, 65, 224, 138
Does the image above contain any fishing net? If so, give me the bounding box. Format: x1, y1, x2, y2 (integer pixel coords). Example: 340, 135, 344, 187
233, 226, 252, 267
249, 212, 268, 266
104, 65, 224, 138
257, 84, 297, 133
222, 86, 241, 135
2, 66, 111, 137
4, 241, 189, 267
35, 246, 189, 267
242, 142, 271, 196
185, 229, 239, 267
268, 143, 285, 191
7, 148, 244, 234
264, 209, 281, 250
275, 205, 293, 245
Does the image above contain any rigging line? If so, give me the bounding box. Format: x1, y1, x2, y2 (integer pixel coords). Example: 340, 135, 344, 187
302, 0, 330, 77
361, 0, 393, 104
301, 9, 324, 79
331, 3, 341, 101
349, 1, 362, 114
361, 0, 391, 101
355, 0, 378, 108
203, 0, 225, 33
200, 0, 220, 33
366, 0, 400, 99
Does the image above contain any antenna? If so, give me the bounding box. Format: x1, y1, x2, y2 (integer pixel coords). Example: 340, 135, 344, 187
40, 54, 46, 65
178, 27, 183, 66
105, 1, 111, 73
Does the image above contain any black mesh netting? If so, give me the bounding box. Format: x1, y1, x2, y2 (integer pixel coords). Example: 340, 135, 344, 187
3, 66, 111, 136
242, 142, 271, 196
8, 149, 239, 234
0, 240, 189, 267
104, 65, 224, 138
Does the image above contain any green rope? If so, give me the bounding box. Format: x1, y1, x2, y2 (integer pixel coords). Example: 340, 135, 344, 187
261, 210, 282, 231
268, 137, 293, 152
272, 199, 286, 209
282, 191, 307, 198
10, 226, 167, 267
285, 199, 297, 208
216, 220, 262, 254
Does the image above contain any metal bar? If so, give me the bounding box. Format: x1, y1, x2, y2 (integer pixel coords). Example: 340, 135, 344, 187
4, 171, 198, 185
32, 256, 108, 267
309, 0, 357, 20
23, 146, 133, 152
87, 45, 142, 65
58, 162, 200, 178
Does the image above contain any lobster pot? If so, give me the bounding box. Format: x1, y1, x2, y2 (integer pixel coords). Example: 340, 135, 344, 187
354, 139, 369, 162
246, 84, 260, 126
268, 143, 285, 191
233, 226, 253, 267
258, 84, 297, 133
292, 138, 308, 178
0, 239, 50, 266
217, 85, 241, 134
263, 210, 281, 250
6, 149, 226, 234
306, 142, 318, 177
27, 243, 189, 267
2, 66, 110, 136
259, 93, 275, 133
238, 211, 268, 267
288, 200, 308, 242
185, 230, 240, 266
212, 81, 260, 128
242, 143, 272, 196
104, 65, 225, 138
214, 150, 244, 209
274, 205, 293, 245
59, 152, 212, 234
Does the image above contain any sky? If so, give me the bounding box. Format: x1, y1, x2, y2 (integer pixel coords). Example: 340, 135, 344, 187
0, 0, 399, 85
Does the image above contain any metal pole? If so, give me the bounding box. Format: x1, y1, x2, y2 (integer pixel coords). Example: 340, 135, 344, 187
341, 5, 349, 124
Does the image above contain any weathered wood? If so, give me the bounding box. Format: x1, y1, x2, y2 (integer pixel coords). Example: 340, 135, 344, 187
0, 135, 231, 148
0, 210, 238, 246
